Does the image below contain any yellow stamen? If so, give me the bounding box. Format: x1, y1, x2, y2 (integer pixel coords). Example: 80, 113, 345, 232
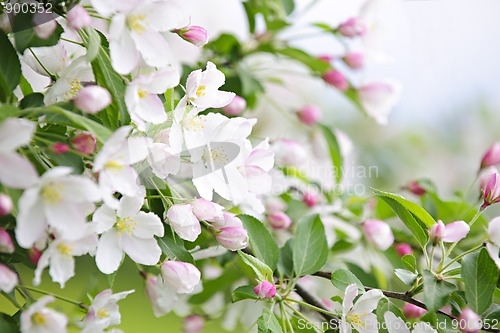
195, 85, 206, 97
127, 15, 147, 32
64, 79, 82, 100
42, 183, 63, 204
97, 309, 109, 319
57, 243, 73, 256
181, 116, 205, 132
32, 312, 47, 325
138, 89, 148, 98
116, 217, 138, 235
104, 160, 125, 171
347, 313, 368, 328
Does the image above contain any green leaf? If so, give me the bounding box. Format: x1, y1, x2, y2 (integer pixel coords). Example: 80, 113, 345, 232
84, 27, 101, 62
19, 93, 44, 109
293, 214, 328, 277
277, 239, 294, 277
422, 269, 457, 312
238, 250, 274, 282
157, 225, 194, 264
107, 270, 118, 288
232, 285, 259, 303
319, 124, 343, 185
0, 105, 20, 122
240, 214, 279, 271
483, 304, 500, 321
374, 189, 434, 248
0, 31, 21, 102
48, 152, 84, 174
401, 254, 417, 272
376, 298, 406, 333
274, 47, 330, 73
0, 313, 18, 333
90, 33, 129, 128
462, 248, 499, 314
257, 308, 283, 333
394, 269, 418, 286
14, 13, 63, 53
281, 0, 295, 14
331, 269, 364, 292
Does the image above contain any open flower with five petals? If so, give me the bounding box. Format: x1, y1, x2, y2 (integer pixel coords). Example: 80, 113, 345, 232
340, 284, 384, 333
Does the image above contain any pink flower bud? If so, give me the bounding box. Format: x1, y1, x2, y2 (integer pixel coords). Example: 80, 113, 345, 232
73, 85, 112, 114
322, 70, 349, 91
32, 13, 57, 40
407, 180, 426, 196
318, 54, 334, 63
0, 194, 13, 216
51, 142, 70, 155
343, 52, 365, 70
403, 303, 426, 319
28, 247, 42, 266
429, 220, 470, 243
66, 5, 92, 30
302, 191, 318, 207
268, 212, 292, 229
363, 219, 394, 251
481, 142, 500, 168
191, 198, 224, 222
298, 105, 322, 126
211, 212, 243, 229
71, 132, 96, 155
265, 197, 287, 213
395, 243, 413, 257
338, 17, 367, 37
254, 281, 276, 299
176, 26, 209, 47
183, 315, 205, 333
0, 228, 14, 254
357, 80, 402, 125
457, 308, 482, 333
481, 172, 500, 209
223, 95, 247, 116
272, 139, 307, 166
216, 226, 248, 251
0, 264, 18, 293
161, 261, 201, 294
479, 167, 497, 190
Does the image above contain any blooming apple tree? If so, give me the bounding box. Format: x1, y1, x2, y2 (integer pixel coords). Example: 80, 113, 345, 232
0, 1, 499, 333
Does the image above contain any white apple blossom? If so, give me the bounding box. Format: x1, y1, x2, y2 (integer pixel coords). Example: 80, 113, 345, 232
0, 264, 18, 293
161, 261, 201, 294
20, 296, 68, 333
166, 204, 201, 242
145, 274, 178, 317
358, 80, 402, 125
183, 62, 235, 110
93, 126, 151, 208
340, 284, 383, 333
487, 216, 500, 268
82, 289, 134, 333
44, 57, 94, 104
16, 167, 100, 249
125, 68, 180, 130
90, 0, 187, 74
34, 227, 98, 288
93, 195, 164, 274
22, 43, 69, 77
384, 311, 437, 333
0, 118, 38, 189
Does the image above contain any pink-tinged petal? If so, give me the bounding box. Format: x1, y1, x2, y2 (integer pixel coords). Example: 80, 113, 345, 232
0, 118, 35, 152
0, 264, 18, 293
442, 221, 470, 243
133, 212, 164, 238
92, 205, 117, 234
193, 91, 235, 109
33, 249, 51, 286
352, 289, 383, 315
131, 30, 170, 69
49, 252, 75, 288
384, 312, 411, 333
0, 152, 38, 189
110, 19, 140, 74
16, 190, 47, 248
122, 235, 161, 265
135, 94, 168, 124
96, 230, 123, 274
142, 1, 187, 31
117, 195, 143, 219
247, 148, 274, 171
241, 166, 272, 195
343, 284, 359, 313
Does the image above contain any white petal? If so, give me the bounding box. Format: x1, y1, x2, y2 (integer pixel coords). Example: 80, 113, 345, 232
486, 243, 500, 269
44, 203, 86, 237
134, 94, 168, 124
142, 1, 187, 31
384, 312, 411, 333
72, 234, 99, 256
0, 118, 35, 152
34, 249, 51, 286
413, 322, 437, 333
133, 212, 164, 238
100, 167, 142, 197
352, 289, 384, 315
357, 313, 379, 333
126, 136, 151, 164
49, 252, 75, 288
489, 217, 500, 247
96, 231, 123, 274
16, 189, 47, 248
110, 20, 140, 74
122, 235, 161, 265
92, 205, 117, 234
131, 30, 169, 68
343, 284, 358, 313
0, 152, 38, 189
58, 176, 101, 203
117, 195, 143, 218
139, 68, 180, 94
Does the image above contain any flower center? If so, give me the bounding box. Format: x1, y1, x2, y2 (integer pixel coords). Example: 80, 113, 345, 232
104, 160, 125, 171
97, 309, 109, 319
195, 85, 206, 97
347, 313, 367, 328
64, 78, 82, 100
116, 217, 138, 235
57, 243, 73, 256
32, 312, 47, 326
42, 183, 63, 204
181, 116, 205, 132
127, 15, 147, 32
138, 89, 148, 98
204, 145, 229, 168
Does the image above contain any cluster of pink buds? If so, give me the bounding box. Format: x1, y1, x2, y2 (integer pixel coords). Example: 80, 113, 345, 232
254, 280, 276, 299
